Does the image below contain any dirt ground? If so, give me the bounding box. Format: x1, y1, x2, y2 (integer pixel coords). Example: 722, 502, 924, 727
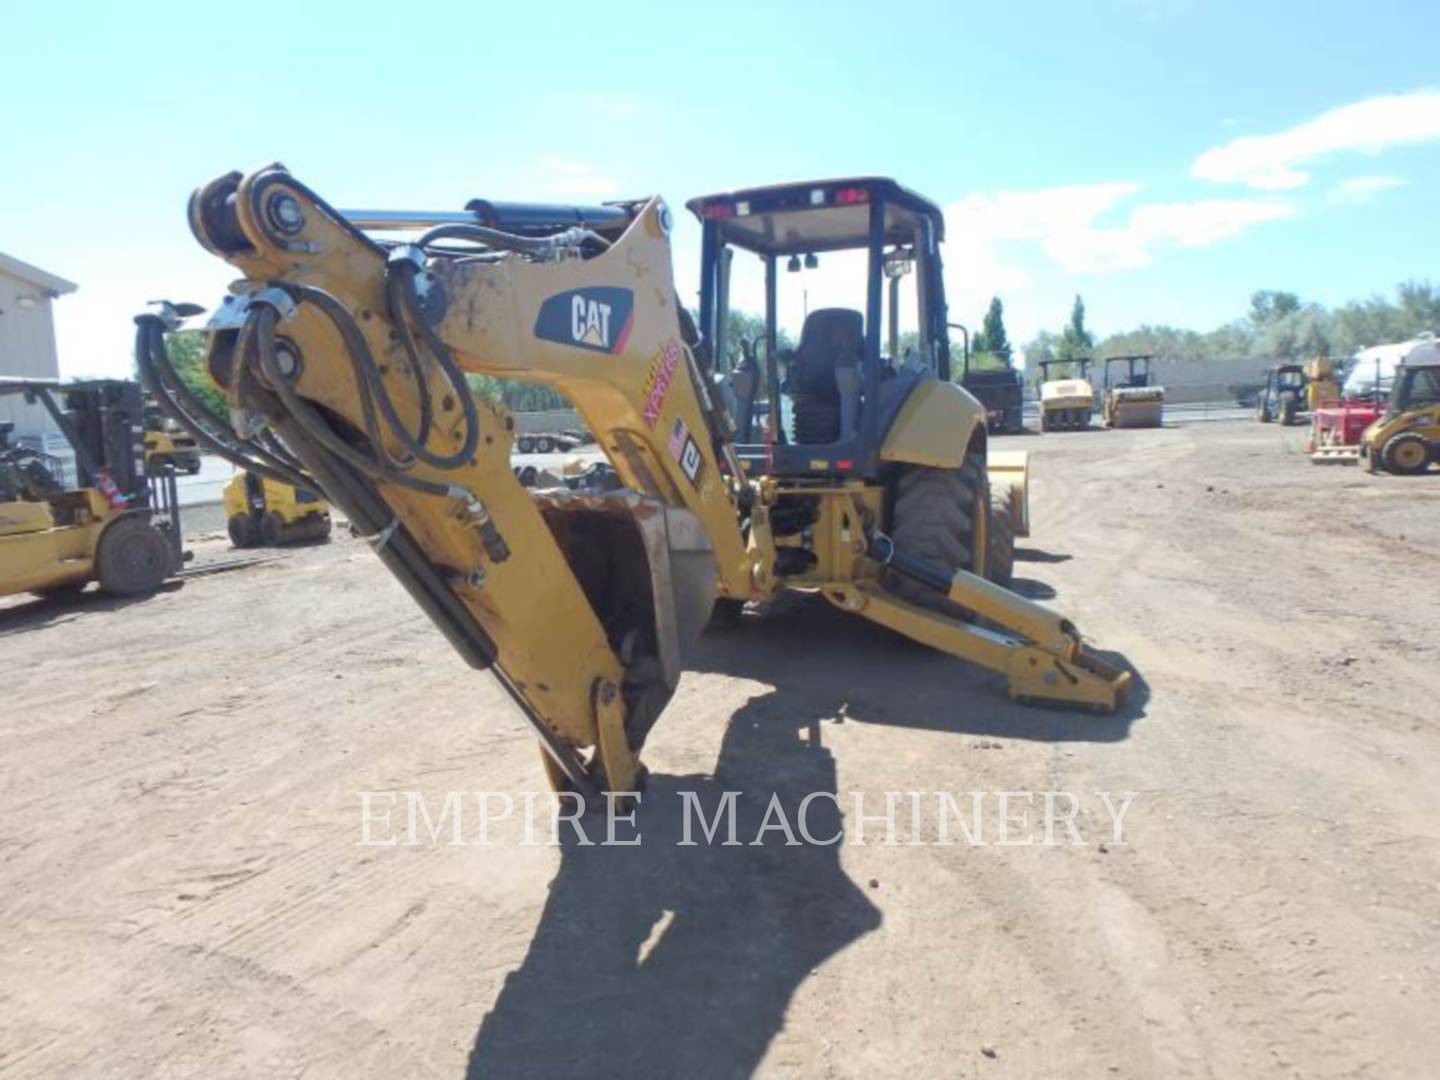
2, 418, 1438, 1079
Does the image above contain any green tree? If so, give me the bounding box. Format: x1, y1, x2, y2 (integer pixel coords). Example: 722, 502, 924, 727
1056, 294, 1094, 362
467, 374, 569, 412
1248, 290, 1301, 325
981, 297, 1012, 364
159, 329, 229, 418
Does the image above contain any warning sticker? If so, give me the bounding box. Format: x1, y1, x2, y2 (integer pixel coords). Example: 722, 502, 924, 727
667, 416, 704, 489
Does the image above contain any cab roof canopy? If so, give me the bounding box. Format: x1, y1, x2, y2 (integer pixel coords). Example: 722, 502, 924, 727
685, 177, 945, 256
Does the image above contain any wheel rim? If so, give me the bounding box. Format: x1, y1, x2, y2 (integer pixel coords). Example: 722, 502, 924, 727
1392, 441, 1426, 469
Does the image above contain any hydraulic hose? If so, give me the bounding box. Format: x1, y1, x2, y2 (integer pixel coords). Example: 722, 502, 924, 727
248, 304, 458, 499
134, 316, 313, 489
285, 274, 480, 473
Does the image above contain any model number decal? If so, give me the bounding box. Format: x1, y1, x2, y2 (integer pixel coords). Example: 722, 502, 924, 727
642, 339, 682, 428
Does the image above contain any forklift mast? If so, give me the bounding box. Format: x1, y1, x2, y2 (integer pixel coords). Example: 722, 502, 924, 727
62, 381, 150, 505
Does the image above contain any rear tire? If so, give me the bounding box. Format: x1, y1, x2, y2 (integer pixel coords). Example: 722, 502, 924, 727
1279, 393, 1299, 426
884, 451, 983, 610
96, 516, 172, 596
228, 514, 258, 548
1380, 433, 1431, 475
260, 511, 286, 546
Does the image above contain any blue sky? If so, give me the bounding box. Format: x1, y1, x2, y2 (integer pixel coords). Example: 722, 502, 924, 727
3, 0, 1437, 376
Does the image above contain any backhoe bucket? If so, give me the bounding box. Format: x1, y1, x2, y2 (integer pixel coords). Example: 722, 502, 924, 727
530, 486, 717, 694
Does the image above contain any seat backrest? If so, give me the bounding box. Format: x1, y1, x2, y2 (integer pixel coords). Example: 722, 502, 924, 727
792, 308, 863, 398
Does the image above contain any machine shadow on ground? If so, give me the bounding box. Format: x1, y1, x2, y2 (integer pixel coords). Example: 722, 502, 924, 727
0, 581, 185, 635
1014, 547, 1072, 564
467, 694, 882, 1079
468, 595, 1146, 1078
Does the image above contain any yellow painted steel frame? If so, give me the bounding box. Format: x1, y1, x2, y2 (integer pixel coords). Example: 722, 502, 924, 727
193, 168, 753, 794
186, 166, 1127, 794
775, 483, 1127, 709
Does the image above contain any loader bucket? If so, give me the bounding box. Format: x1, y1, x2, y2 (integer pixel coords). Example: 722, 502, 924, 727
986, 450, 1030, 537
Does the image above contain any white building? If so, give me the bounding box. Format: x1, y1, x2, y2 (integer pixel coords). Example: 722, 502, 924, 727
0, 250, 78, 441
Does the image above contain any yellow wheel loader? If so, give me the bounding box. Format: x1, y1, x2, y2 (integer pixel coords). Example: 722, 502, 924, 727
0, 379, 185, 601
142, 166, 1127, 799
1102, 354, 1164, 428
223, 469, 332, 547
1037, 358, 1096, 431
1360, 346, 1440, 476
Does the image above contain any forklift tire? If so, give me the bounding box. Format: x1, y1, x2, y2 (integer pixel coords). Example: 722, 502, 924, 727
986, 486, 1016, 589
96, 516, 172, 596
260, 511, 286, 547
885, 452, 983, 611
1279, 393, 1299, 426
228, 514, 258, 549
1380, 433, 1432, 476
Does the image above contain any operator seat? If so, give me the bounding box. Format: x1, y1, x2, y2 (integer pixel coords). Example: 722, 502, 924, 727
790, 308, 863, 444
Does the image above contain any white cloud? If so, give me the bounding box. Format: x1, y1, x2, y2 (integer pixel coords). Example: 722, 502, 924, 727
538, 158, 623, 198
1329, 174, 1408, 204
943, 182, 1293, 284
1192, 89, 1440, 190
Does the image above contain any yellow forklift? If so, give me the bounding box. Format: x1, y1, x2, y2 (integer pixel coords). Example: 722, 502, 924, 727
0, 379, 185, 599
223, 469, 332, 546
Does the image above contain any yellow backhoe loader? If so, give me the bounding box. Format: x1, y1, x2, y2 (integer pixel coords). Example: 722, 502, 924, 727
1037, 358, 1096, 431
223, 469, 332, 546
140, 166, 1127, 798
1361, 347, 1440, 475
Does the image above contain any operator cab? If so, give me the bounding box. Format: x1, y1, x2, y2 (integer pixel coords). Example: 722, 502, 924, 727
1104, 354, 1153, 390
1037, 358, 1092, 384
687, 178, 954, 478
1389, 356, 1440, 416
1271, 363, 1306, 390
